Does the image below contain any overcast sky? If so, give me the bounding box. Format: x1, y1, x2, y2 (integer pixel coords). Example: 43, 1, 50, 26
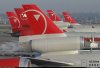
0, 0, 100, 13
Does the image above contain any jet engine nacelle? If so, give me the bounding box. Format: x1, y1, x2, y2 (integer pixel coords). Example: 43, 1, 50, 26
30, 37, 84, 53
0, 57, 32, 67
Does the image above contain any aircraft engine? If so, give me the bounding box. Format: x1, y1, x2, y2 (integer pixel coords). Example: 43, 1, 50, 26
30, 37, 84, 53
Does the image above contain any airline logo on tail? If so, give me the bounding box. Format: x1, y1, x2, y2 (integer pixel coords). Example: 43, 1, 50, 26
20, 13, 28, 20
47, 10, 61, 21
62, 12, 79, 25
21, 9, 47, 34
6, 12, 21, 32
15, 8, 35, 36
34, 14, 40, 21
22, 4, 64, 35
14, 8, 29, 26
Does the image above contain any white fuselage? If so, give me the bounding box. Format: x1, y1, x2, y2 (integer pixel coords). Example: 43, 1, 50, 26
68, 24, 100, 32
65, 32, 100, 37
53, 21, 70, 31
53, 21, 100, 33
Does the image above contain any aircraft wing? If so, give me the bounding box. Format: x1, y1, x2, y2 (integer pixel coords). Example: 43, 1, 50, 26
32, 51, 79, 67
33, 50, 100, 67
30, 58, 73, 67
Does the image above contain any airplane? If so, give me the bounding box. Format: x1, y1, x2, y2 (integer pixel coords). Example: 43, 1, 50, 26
47, 10, 100, 34
0, 12, 33, 67
7, 9, 100, 37
19, 4, 100, 67
0, 4, 81, 67
47, 10, 62, 21
0, 3, 79, 67
6, 10, 33, 37
14, 8, 37, 37
6, 12, 21, 37
61, 11, 100, 44
47, 10, 100, 32
20, 5, 100, 52
0, 4, 66, 67
62, 11, 79, 25
47, 10, 70, 32
6, 4, 100, 47
62, 11, 100, 32
1, 4, 100, 67
18, 4, 100, 67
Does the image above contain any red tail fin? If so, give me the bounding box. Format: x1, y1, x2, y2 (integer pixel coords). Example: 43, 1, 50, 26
22, 4, 63, 35
14, 8, 34, 36
6, 12, 21, 32
14, 8, 29, 28
62, 12, 79, 25
47, 10, 61, 21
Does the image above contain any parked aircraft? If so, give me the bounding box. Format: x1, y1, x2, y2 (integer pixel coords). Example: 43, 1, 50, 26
1, 4, 100, 67
62, 11, 100, 32
47, 10, 70, 32
6, 12, 20, 37
62, 11, 79, 25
